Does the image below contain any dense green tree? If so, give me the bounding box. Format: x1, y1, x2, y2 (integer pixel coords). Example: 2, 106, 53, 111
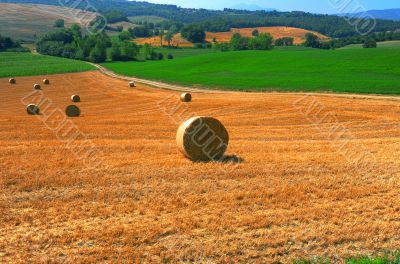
252, 29, 259, 37
181, 25, 206, 43
363, 39, 377, 48
54, 19, 65, 28
110, 40, 122, 61
304, 33, 320, 48
250, 33, 273, 50
0, 34, 25, 51
120, 41, 139, 60
103, 10, 128, 23
229, 33, 250, 50
119, 30, 132, 41
165, 31, 174, 47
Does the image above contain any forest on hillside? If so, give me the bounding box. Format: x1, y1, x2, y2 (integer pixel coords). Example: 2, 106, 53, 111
1, 0, 400, 38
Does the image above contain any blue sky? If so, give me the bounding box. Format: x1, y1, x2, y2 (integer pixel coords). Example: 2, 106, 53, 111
145, 0, 400, 14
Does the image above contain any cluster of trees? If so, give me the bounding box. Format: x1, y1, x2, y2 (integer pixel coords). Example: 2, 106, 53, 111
36, 25, 139, 63
0, 34, 28, 52
275, 37, 294, 46
103, 10, 128, 24
142, 44, 166, 60
214, 33, 274, 51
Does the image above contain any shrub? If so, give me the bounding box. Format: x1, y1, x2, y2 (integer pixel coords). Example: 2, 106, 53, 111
54, 19, 65, 28
363, 39, 377, 48
275, 37, 294, 46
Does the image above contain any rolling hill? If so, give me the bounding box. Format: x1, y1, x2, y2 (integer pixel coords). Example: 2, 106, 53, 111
343, 8, 400, 21
1, 0, 400, 37
0, 3, 95, 41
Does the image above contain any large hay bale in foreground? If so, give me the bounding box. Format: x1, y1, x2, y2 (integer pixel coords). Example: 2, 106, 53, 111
26, 104, 40, 115
180, 93, 192, 102
176, 116, 229, 161
129, 81, 135, 88
66, 105, 81, 117
71, 95, 81, 103
9, 78, 16, 84
33, 84, 41, 90
43, 79, 50, 85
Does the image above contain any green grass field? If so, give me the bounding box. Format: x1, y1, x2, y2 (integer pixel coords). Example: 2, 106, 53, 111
296, 251, 400, 264
103, 45, 400, 95
0, 52, 95, 78
154, 47, 216, 59
340, 40, 400, 49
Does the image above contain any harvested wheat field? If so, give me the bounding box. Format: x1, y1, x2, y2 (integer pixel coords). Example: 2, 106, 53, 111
135, 33, 194, 47
0, 71, 400, 263
207, 26, 330, 44
135, 27, 329, 47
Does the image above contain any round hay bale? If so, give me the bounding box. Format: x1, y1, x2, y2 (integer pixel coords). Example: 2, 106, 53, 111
33, 84, 41, 90
176, 116, 229, 161
66, 105, 81, 117
129, 81, 135, 88
26, 104, 40, 115
71, 95, 81, 103
180, 93, 192, 102
9, 78, 16, 84
43, 79, 50, 85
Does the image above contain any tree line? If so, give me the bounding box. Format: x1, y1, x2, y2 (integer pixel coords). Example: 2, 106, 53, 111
304, 30, 400, 49
0, 34, 29, 52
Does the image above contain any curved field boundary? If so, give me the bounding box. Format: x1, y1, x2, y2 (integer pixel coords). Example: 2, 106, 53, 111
94, 63, 400, 102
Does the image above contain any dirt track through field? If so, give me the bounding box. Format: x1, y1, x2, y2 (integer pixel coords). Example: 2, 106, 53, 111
1, 71, 400, 262
94, 63, 400, 102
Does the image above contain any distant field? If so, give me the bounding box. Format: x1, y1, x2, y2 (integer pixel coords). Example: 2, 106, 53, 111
103, 46, 400, 95
207, 26, 330, 45
0, 3, 95, 41
134, 26, 330, 47
135, 33, 194, 47
0, 52, 95, 78
340, 40, 400, 49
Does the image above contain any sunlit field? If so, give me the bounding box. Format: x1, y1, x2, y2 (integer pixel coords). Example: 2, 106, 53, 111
1, 71, 400, 262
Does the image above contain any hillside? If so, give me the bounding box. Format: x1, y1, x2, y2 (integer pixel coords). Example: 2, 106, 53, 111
343, 8, 400, 21
0, 3, 95, 41
1, 0, 400, 37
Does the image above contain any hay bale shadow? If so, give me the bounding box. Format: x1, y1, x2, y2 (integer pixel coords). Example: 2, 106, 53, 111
194, 155, 244, 164
218, 155, 244, 164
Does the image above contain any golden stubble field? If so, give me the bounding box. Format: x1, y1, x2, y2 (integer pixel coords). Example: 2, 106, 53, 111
134, 26, 330, 47
0, 71, 400, 263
